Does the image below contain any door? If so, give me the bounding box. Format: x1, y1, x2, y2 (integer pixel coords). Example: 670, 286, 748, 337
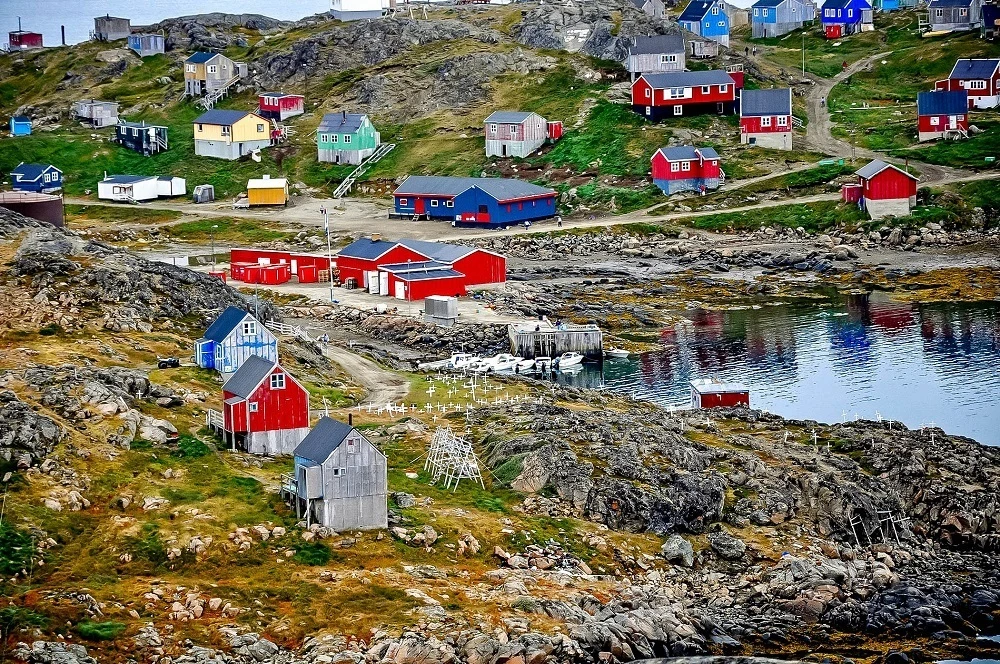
414, 198, 425, 215
395, 281, 406, 300
948, 115, 958, 129
502, 144, 508, 157
379, 271, 389, 295
367, 271, 379, 293
291, 259, 298, 275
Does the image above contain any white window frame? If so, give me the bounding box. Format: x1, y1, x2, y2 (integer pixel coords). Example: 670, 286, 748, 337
762, 116, 772, 127
249, 402, 258, 412
930, 116, 940, 125
670, 162, 680, 172
712, 5, 720, 13
720, 84, 728, 93
673, 104, 683, 115
185, 64, 196, 73
754, 7, 759, 15
777, 115, 789, 126
344, 134, 351, 144
44, 173, 50, 183
960, 7, 967, 15
645, 88, 652, 98
668, 87, 687, 99
763, 8, 769, 16
489, 123, 497, 133
347, 438, 359, 454
242, 321, 256, 336
431, 199, 439, 207
332, 135, 339, 143
208, 65, 218, 74
706, 20, 712, 27
935, 8, 943, 16
681, 161, 692, 171
445, 200, 454, 208
968, 80, 987, 90
257, 124, 265, 133
221, 125, 231, 136
270, 373, 286, 390
660, 54, 678, 64
509, 124, 517, 136
848, 8, 853, 17
702, 85, 711, 94
719, 20, 726, 25
957, 114, 965, 121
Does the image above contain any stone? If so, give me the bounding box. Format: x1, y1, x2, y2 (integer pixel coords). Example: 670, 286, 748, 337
660, 534, 694, 567
708, 531, 747, 560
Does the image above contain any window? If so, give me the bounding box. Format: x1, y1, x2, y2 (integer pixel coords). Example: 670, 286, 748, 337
681, 161, 691, 171
399, 198, 408, 205
270, 373, 286, 390
777, 115, 788, 126
242, 321, 257, 336
763, 8, 769, 16
762, 116, 772, 127
935, 8, 943, 16
431, 199, 439, 207
754, 7, 759, 15
44, 173, 50, 183
720, 84, 728, 93
705, 21, 711, 27
257, 124, 264, 132
331, 467, 347, 477
52, 173, 58, 181
344, 135, 351, 144
930, 116, 940, 125
710, 160, 717, 166
221, 125, 231, 136
673, 105, 683, 115
712, 5, 720, 13
347, 438, 359, 453
445, 200, 454, 208
509, 124, 517, 136
645, 88, 652, 98
660, 54, 677, 64
958, 114, 965, 121
719, 20, 726, 25
671, 162, 680, 173
668, 87, 687, 99
960, 7, 967, 15
320, 134, 328, 142
848, 9, 853, 17
185, 64, 196, 72
249, 402, 258, 412
489, 123, 497, 133
208, 65, 217, 74
332, 135, 339, 143
198, 124, 203, 132
702, 85, 711, 94
969, 80, 987, 90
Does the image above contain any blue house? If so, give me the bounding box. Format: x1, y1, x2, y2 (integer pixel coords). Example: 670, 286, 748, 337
391, 176, 558, 227
821, 0, 873, 37
195, 306, 278, 374
10, 162, 63, 193
873, 0, 899, 12
680, 0, 732, 46
751, 0, 816, 37
9, 116, 31, 136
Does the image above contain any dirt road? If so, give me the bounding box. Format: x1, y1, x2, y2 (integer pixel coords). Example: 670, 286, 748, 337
315, 342, 410, 405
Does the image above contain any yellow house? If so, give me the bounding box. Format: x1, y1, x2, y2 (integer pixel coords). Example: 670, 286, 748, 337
193, 109, 271, 160
247, 176, 288, 206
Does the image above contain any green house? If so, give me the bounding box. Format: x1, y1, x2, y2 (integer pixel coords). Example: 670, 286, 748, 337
317, 112, 380, 165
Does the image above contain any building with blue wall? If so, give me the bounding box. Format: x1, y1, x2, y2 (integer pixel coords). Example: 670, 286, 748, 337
751, 0, 816, 37
679, 0, 732, 46
10, 162, 63, 193
195, 306, 278, 375
821, 0, 873, 37
392, 176, 557, 227
10, 116, 31, 136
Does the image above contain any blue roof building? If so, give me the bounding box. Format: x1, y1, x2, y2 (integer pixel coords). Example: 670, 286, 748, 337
679, 0, 732, 46
821, 0, 873, 36
195, 306, 278, 375
10, 162, 62, 193
391, 176, 557, 227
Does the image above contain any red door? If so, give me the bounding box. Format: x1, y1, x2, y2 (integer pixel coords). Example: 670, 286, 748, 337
825, 24, 842, 38
415, 198, 425, 215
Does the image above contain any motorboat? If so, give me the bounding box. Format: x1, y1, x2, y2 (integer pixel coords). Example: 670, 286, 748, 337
558, 362, 584, 373
448, 353, 480, 370
515, 359, 537, 373
491, 354, 522, 372
534, 356, 553, 371
605, 347, 630, 360
555, 352, 584, 368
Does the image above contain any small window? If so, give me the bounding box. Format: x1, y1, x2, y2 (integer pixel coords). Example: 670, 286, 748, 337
198, 124, 203, 132
671, 162, 680, 172
930, 116, 940, 125
960, 7, 967, 15
399, 198, 408, 205
331, 468, 341, 477
762, 116, 772, 127
208, 65, 217, 74
509, 124, 517, 136
705, 21, 711, 27
935, 8, 943, 16
257, 124, 264, 132
763, 8, 769, 16
702, 85, 710, 94
712, 5, 720, 13
51, 172, 59, 181
332, 135, 339, 143
431, 199, 439, 207
958, 114, 965, 121
445, 200, 454, 208
347, 438, 359, 453
673, 104, 683, 115
270, 373, 286, 390
777, 115, 788, 126
249, 402, 259, 412
489, 123, 498, 133
344, 135, 351, 144
186, 64, 196, 72
221, 126, 231, 136
754, 7, 759, 15
44, 173, 50, 183
243, 321, 257, 336
681, 161, 691, 171
320, 134, 328, 142
645, 88, 651, 98
719, 21, 726, 25
660, 54, 677, 64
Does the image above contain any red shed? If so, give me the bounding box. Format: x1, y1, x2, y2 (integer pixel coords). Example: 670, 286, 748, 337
260, 264, 291, 285
220, 355, 311, 456
546, 121, 564, 140
335, 237, 430, 288
855, 159, 918, 219
383, 264, 468, 301
230, 248, 331, 280
243, 265, 265, 284
258, 93, 305, 122
9, 30, 43, 50
398, 239, 507, 286
690, 378, 750, 408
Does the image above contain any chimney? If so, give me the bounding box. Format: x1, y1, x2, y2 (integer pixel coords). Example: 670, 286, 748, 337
371, 233, 381, 241
348, 413, 353, 426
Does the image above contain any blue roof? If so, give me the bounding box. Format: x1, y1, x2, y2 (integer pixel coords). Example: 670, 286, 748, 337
679, 0, 718, 21
917, 90, 968, 115
11, 116, 30, 124
655, 146, 721, 161
928, 0, 973, 6
318, 112, 369, 134
398, 239, 475, 262
10, 162, 59, 181
195, 109, 254, 125
201, 306, 252, 343
753, 0, 787, 7
394, 269, 464, 282
186, 52, 220, 64
379, 260, 450, 272
338, 238, 401, 260
640, 70, 736, 88
948, 58, 1000, 79
393, 176, 555, 202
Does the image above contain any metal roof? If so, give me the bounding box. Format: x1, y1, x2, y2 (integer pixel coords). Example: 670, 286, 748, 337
10, 162, 60, 181
740, 88, 793, 116
318, 112, 369, 134
195, 109, 254, 126
655, 146, 721, 161
222, 355, 277, 399
118, 120, 167, 129
928, 0, 973, 6
484, 111, 537, 124
917, 90, 968, 115
11, 116, 30, 123
261, 92, 303, 98
393, 176, 555, 203
679, 0, 718, 21
855, 159, 918, 181
822, 0, 870, 9
186, 52, 221, 64
247, 177, 288, 189
394, 268, 465, 282
102, 175, 157, 184
294, 417, 357, 463
753, 0, 788, 7
398, 239, 475, 263
337, 238, 405, 260
378, 260, 451, 272
948, 58, 1000, 80
201, 306, 252, 343
76, 99, 118, 108
628, 34, 686, 55
639, 70, 736, 88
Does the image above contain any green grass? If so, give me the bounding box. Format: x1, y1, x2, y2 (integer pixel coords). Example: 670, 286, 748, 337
675, 199, 867, 232
293, 541, 332, 566
172, 434, 213, 459
75, 621, 127, 641
892, 121, 1000, 167
563, 182, 665, 213
65, 204, 183, 225
164, 217, 295, 243
0, 607, 48, 640
0, 522, 35, 576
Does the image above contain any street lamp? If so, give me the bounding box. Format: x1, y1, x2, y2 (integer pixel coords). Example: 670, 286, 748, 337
211, 224, 218, 269
801, 32, 806, 76
321, 206, 334, 302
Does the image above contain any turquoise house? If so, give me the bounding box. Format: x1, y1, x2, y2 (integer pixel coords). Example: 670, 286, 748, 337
317, 112, 380, 165
10, 116, 31, 136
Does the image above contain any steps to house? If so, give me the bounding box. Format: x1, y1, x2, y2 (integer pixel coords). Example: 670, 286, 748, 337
332, 142, 397, 199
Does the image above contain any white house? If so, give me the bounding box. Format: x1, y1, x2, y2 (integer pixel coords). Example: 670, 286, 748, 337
97, 175, 161, 202
157, 176, 187, 197
331, 0, 385, 20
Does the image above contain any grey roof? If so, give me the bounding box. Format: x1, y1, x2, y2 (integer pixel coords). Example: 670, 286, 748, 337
855, 159, 916, 180
11, 162, 59, 181
656, 146, 721, 161
186, 52, 220, 64
929, 0, 973, 6
222, 355, 277, 399
76, 99, 118, 108
917, 90, 968, 115
485, 111, 537, 124
318, 112, 368, 133
393, 176, 555, 202
294, 417, 356, 463
740, 88, 792, 116
628, 34, 686, 55
395, 269, 464, 282
261, 92, 303, 98
201, 306, 251, 343
379, 260, 450, 272
118, 120, 167, 129
337, 238, 401, 260
102, 175, 156, 184
398, 239, 475, 262
948, 58, 1000, 79
195, 109, 253, 125
640, 70, 736, 88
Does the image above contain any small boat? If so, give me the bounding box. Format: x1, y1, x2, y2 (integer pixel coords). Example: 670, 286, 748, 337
468, 359, 495, 373
605, 347, 630, 359
491, 354, 522, 372
448, 353, 479, 370
534, 356, 553, 371
515, 358, 536, 372
559, 362, 584, 373
555, 352, 584, 368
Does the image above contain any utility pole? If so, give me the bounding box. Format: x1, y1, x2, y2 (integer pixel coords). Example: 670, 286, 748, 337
802, 32, 806, 75
210, 224, 218, 269
321, 206, 335, 302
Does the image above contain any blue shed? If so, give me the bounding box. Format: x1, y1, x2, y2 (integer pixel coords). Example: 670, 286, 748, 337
873, 0, 899, 11
195, 306, 278, 374
679, 0, 731, 46
10, 162, 63, 192
821, 0, 873, 36
391, 176, 558, 227
10, 116, 31, 136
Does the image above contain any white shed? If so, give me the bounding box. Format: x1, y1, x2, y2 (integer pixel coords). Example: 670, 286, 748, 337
97, 175, 160, 202
157, 176, 187, 197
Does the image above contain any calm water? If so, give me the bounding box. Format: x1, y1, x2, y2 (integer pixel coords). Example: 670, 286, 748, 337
1, 0, 331, 46
550, 294, 1000, 446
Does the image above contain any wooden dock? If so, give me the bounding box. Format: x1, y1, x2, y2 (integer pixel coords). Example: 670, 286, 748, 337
508, 320, 604, 362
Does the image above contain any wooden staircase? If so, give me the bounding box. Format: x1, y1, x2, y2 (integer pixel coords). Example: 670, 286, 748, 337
197, 75, 242, 110
332, 142, 397, 199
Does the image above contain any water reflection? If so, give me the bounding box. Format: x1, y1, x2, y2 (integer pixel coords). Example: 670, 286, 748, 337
552, 295, 1000, 445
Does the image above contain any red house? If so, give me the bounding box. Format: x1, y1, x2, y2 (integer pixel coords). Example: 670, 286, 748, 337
934, 59, 1000, 109
229, 248, 332, 284
335, 237, 430, 290
740, 88, 794, 150
690, 378, 750, 408
220, 355, 311, 456
380, 262, 468, 300
651, 146, 722, 195
258, 93, 305, 122
917, 90, 969, 142
9, 30, 43, 50
853, 159, 918, 220
631, 70, 739, 121
396, 239, 506, 286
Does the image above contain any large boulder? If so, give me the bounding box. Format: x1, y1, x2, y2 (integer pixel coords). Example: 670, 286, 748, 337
660, 534, 695, 567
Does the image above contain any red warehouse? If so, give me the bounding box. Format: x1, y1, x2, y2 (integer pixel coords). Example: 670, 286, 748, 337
690, 378, 750, 408
258, 93, 305, 121
935, 59, 1000, 109
9, 30, 43, 50
854, 159, 918, 220
229, 248, 332, 283
217, 355, 311, 456
631, 70, 739, 121
917, 90, 969, 142
740, 88, 794, 150
396, 239, 506, 286
335, 237, 429, 289
380, 262, 468, 300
